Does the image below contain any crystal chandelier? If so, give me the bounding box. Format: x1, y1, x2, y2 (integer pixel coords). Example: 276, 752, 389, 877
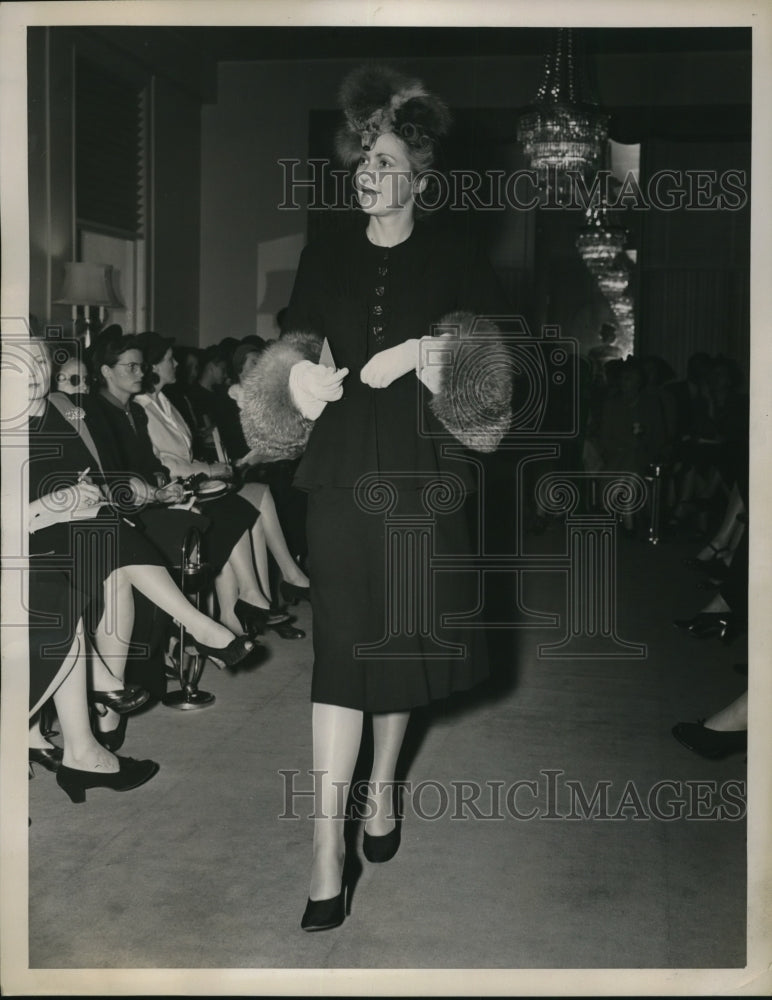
575, 201, 627, 268
595, 255, 630, 296
517, 28, 608, 199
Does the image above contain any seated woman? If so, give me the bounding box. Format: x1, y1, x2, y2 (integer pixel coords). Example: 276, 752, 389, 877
219, 340, 309, 587
134, 331, 308, 638
50, 348, 89, 397
84, 330, 285, 647
24, 338, 253, 780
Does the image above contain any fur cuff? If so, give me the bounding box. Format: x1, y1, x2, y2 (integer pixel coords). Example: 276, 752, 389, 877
239, 331, 323, 461
428, 311, 512, 453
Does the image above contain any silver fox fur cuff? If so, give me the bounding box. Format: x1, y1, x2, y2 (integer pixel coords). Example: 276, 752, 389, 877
427, 311, 513, 453
238, 331, 323, 461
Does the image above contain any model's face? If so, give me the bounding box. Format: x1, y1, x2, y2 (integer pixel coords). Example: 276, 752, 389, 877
154, 347, 177, 388
104, 348, 145, 397
55, 359, 87, 395
354, 133, 418, 216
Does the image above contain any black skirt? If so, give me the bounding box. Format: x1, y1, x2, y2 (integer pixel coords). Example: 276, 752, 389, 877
307, 487, 488, 712
28, 508, 166, 713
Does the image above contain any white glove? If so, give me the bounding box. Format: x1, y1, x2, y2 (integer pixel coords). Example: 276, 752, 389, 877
416, 333, 453, 395
289, 361, 349, 420
360, 339, 420, 389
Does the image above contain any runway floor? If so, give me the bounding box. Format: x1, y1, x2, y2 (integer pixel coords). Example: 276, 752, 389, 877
24, 523, 749, 981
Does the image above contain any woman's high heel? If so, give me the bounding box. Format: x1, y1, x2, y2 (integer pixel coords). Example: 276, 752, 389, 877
88, 684, 149, 714
280, 580, 310, 605
94, 712, 128, 752
187, 633, 256, 670
234, 600, 290, 638
673, 612, 738, 641
56, 756, 159, 804
362, 823, 401, 863
29, 746, 64, 774
300, 887, 347, 932
268, 620, 306, 640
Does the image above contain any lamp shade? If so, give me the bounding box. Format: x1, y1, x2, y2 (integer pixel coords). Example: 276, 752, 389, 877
55, 262, 124, 307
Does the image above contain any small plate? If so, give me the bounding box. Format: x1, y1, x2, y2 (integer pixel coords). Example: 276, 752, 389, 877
196, 479, 228, 497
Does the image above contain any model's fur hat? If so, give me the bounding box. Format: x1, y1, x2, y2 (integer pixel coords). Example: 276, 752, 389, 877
335, 65, 451, 166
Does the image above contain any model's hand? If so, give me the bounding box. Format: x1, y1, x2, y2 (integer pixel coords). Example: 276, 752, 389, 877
360, 340, 419, 389
416, 334, 453, 394
290, 361, 349, 420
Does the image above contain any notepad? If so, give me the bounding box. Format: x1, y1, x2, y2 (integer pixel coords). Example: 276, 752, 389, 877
319, 337, 336, 370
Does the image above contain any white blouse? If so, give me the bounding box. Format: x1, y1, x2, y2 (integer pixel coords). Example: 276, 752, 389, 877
134, 391, 212, 479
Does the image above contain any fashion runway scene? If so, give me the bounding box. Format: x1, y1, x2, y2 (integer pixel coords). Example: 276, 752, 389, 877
2, 9, 768, 995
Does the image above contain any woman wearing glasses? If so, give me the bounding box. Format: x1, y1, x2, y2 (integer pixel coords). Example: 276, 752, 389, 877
84, 331, 276, 734
52, 354, 88, 395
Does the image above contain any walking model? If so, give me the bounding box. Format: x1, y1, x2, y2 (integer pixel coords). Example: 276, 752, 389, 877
234, 65, 514, 930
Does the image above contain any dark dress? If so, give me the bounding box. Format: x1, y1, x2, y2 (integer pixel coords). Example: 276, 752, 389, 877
283, 218, 511, 712
27, 399, 165, 714
86, 391, 257, 574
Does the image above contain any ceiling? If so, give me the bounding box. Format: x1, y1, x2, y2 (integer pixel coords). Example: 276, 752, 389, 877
161, 25, 752, 62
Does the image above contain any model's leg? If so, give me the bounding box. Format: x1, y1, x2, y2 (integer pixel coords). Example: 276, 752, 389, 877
309, 702, 363, 901
367, 711, 410, 837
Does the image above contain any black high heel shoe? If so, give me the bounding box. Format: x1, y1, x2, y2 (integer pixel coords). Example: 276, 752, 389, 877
280, 580, 310, 606
301, 857, 358, 932
673, 612, 732, 637
187, 633, 256, 670
234, 600, 290, 638
268, 620, 306, 640
671, 721, 747, 759
362, 823, 401, 863
94, 712, 128, 752
56, 756, 159, 804
88, 684, 149, 714
29, 746, 63, 774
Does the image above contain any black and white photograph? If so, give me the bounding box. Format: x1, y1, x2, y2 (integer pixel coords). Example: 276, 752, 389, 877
1, 1, 770, 995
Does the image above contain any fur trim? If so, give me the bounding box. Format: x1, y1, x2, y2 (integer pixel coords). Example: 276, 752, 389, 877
335, 64, 451, 165
428, 312, 513, 453
238, 331, 323, 461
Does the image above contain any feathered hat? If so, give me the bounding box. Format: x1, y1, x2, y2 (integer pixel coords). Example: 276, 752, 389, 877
335, 65, 451, 166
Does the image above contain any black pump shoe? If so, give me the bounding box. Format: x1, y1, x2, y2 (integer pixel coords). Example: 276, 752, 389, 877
94, 712, 128, 752
280, 580, 310, 605
186, 633, 256, 670
673, 612, 733, 638
671, 721, 747, 760
268, 620, 306, 640
301, 888, 347, 932
56, 756, 159, 803
29, 746, 64, 774
234, 600, 290, 637
363, 823, 401, 863
88, 684, 149, 714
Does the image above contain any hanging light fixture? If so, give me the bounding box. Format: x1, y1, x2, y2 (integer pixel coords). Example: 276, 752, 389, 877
517, 28, 608, 200
594, 254, 630, 296
575, 200, 627, 268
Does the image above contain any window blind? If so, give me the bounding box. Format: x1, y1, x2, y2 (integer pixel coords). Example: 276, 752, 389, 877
75, 57, 145, 236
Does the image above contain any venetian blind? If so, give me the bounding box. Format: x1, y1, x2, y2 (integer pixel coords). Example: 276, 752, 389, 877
75, 57, 145, 236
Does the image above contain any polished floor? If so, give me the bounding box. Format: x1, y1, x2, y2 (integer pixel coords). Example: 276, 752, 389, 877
26, 524, 748, 977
